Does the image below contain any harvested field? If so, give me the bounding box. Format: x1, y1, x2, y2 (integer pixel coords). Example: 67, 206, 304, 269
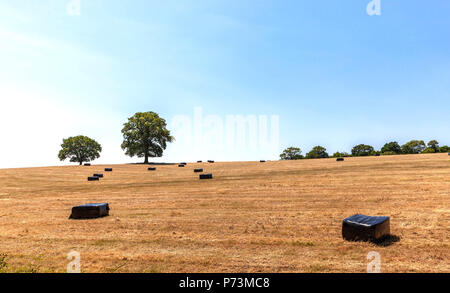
0, 154, 448, 273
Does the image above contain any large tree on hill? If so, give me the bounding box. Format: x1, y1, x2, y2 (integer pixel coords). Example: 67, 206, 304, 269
381, 141, 402, 154
121, 112, 174, 164
351, 144, 375, 156
306, 146, 329, 159
280, 147, 303, 160
58, 136, 102, 165
401, 140, 426, 154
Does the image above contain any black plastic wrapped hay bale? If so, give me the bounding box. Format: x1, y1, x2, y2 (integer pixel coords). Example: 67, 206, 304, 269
199, 173, 213, 180
69, 203, 110, 219
197, 160, 203, 163
194, 168, 203, 173
260, 160, 266, 163
180, 162, 187, 165
208, 160, 215, 163
342, 214, 390, 242
84, 163, 91, 166
87, 176, 99, 181
148, 167, 156, 171
336, 158, 344, 162
93, 173, 103, 178
178, 164, 185, 167
105, 168, 113, 172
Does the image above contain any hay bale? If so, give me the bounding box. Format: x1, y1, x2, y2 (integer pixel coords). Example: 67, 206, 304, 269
197, 160, 203, 163
178, 164, 185, 167
148, 167, 156, 171
69, 203, 110, 219
105, 168, 113, 172
336, 158, 344, 161
87, 176, 99, 181
84, 163, 91, 166
199, 173, 213, 180
342, 214, 390, 242
207, 160, 215, 163
93, 173, 103, 178
180, 162, 187, 165
194, 168, 203, 173
260, 160, 266, 163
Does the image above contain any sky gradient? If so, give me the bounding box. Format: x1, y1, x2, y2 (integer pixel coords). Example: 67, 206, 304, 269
0, 0, 449, 168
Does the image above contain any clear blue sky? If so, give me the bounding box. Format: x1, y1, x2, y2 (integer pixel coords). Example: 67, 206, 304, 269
0, 1, 449, 168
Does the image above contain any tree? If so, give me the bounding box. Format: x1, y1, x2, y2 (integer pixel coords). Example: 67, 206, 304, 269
306, 146, 329, 159
58, 136, 102, 165
438, 145, 450, 153
401, 140, 426, 154
280, 147, 303, 160
381, 141, 402, 154
427, 140, 439, 152
332, 151, 350, 158
422, 148, 435, 153
121, 112, 174, 164
351, 144, 375, 156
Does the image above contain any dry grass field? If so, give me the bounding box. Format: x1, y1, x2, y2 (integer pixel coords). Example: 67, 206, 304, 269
0, 154, 448, 273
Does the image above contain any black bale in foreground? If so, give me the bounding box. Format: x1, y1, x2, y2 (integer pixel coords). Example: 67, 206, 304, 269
342, 214, 390, 242
337, 158, 344, 161
105, 168, 113, 172
87, 176, 99, 181
148, 167, 156, 171
69, 203, 110, 219
194, 168, 203, 173
200, 173, 213, 179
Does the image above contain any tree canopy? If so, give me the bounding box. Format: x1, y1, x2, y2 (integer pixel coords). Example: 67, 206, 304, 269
401, 140, 426, 154
351, 144, 374, 156
121, 112, 174, 164
280, 147, 303, 160
306, 146, 329, 159
381, 141, 402, 154
58, 136, 102, 165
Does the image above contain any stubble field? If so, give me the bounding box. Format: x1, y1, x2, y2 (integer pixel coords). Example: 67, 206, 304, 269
0, 154, 448, 273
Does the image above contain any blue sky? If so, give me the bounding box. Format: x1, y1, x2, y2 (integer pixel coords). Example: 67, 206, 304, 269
0, 0, 449, 168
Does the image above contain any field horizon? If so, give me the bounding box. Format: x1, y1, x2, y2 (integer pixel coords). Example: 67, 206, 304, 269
0, 153, 448, 273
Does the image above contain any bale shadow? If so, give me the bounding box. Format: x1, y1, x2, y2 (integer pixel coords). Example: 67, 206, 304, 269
371, 234, 401, 247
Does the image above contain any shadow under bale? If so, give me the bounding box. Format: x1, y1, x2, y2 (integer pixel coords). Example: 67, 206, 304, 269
337, 158, 344, 161
342, 214, 391, 243
69, 203, 110, 219
200, 173, 213, 179
105, 168, 113, 172
87, 176, 99, 181
148, 167, 156, 171
194, 168, 203, 173
93, 173, 103, 178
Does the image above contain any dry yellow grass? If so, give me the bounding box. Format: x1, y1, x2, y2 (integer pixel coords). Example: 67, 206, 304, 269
0, 154, 449, 273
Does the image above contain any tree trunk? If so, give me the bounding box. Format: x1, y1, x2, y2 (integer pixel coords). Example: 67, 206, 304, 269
79, 161, 83, 165
144, 154, 149, 164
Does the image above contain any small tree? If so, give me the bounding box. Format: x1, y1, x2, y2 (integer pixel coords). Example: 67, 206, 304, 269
121, 112, 174, 164
306, 146, 329, 159
427, 140, 439, 152
381, 141, 402, 154
401, 140, 426, 154
351, 144, 375, 156
438, 145, 450, 153
280, 147, 303, 160
58, 136, 102, 165
332, 151, 350, 158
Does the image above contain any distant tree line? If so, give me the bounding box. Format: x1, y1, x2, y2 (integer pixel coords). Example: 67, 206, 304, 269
280, 140, 450, 160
